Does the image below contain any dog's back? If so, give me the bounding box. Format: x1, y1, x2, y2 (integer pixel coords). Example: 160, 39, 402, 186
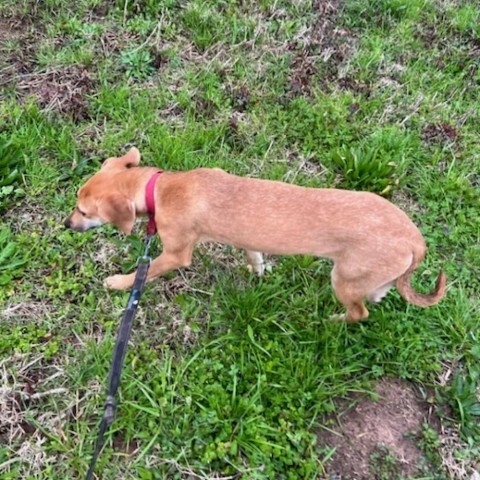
164, 168, 423, 259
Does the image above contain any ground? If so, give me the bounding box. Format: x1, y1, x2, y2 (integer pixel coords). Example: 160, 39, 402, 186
1, 0, 480, 479
319, 378, 435, 479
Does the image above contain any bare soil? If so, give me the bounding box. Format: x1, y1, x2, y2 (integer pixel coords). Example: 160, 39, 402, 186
421, 123, 459, 145
0, 15, 24, 42
17, 65, 96, 120
0, 14, 38, 75
286, 0, 359, 98
0, 14, 96, 120
317, 377, 438, 480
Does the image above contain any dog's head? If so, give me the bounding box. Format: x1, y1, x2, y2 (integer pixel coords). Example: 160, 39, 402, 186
64, 147, 141, 234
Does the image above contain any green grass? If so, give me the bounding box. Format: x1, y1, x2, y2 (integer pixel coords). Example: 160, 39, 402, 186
1, 0, 479, 478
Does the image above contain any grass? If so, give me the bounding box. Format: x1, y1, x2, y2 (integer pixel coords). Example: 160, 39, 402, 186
1, 0, 479, 478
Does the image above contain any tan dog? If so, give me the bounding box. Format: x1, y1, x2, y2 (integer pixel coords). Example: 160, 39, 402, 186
65, 147, 446, 321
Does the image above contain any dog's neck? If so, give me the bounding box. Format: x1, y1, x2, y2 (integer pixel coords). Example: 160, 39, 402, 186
117, 167, 163, 216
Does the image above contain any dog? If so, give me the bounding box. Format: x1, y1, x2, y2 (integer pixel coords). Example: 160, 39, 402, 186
64, 147, 446, 322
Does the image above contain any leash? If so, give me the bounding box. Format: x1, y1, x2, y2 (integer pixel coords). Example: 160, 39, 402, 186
85, 171, 161, 479
85, 235, 154, 480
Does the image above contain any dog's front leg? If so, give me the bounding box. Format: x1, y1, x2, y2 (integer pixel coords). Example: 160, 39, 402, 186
104, 247, 193, 290
245, 250, 265, 276
104, 272, 137, 290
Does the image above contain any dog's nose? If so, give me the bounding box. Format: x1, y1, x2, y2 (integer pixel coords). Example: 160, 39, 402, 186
64, 217, 72, 228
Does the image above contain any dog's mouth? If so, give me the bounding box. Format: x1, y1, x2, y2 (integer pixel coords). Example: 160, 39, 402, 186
64, 215, 105, 232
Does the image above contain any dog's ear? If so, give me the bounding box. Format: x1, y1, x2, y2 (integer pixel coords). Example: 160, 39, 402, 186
98, 193, 136, 234
102, 147, 141, 171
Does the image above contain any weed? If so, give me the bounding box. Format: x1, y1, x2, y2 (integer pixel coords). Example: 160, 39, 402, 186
0, 227, 26, 287
0, 137, 24, 212
445, 367, 480, 446
417, 423, 449, 479
369, 445, 400, 480
332, 144, 399, 194
182, 3, 224, 51
449, 3, 480, 37
121, 49, 155, 79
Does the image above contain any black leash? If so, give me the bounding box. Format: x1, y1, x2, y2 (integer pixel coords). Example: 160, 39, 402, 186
85, 235, 154, 480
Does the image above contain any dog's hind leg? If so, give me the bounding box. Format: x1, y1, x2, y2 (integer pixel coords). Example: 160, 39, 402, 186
330, 265, 370, 322
335, 292, 369, 322
330, 247, 415, 320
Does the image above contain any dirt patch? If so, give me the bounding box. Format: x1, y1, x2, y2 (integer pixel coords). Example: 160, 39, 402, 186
391, 189, 426, 217
226, 85, 250, 113
0, 14, 40, 76
421, 123, 459, 145
0, 15, 32, 43
283, 150, 329, 184
289, 47, 318, 97
317, 378, 436, 480
16, 65, 96, 120
112, 435, 139, 455
0, 378, 25, 445
286, 0, 358, 97
0, 16, 18, 42
2, 201, 55, 236
1, 15, 96, 120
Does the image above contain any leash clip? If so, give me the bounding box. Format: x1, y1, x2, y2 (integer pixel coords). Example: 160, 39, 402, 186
136, 235, 154, 266
104, 395, 116, 425
136, 255, 152, 266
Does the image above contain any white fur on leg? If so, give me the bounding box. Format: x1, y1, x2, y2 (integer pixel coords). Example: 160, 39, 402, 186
245, 250, 265, 276
367, 282, 394, 303
328, 312, 347, 322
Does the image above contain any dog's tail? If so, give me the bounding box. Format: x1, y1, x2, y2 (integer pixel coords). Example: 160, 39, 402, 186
396, 253, 446, 307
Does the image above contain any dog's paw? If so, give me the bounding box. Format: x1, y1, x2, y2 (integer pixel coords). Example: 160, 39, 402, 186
247, 262, 266, 276
328, 313, 347, 323
104, 274, 133, 290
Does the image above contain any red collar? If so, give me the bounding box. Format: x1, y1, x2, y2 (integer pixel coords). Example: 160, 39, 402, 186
145, 171, 162, 235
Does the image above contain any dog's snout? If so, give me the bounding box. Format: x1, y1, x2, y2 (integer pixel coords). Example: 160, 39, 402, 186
64, 217, 72, 229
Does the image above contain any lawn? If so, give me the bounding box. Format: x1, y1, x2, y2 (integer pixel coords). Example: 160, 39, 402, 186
1, 0, 479, 478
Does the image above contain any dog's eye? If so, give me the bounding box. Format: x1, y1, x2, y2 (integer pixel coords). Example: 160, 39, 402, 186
77, 207, 87, 217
